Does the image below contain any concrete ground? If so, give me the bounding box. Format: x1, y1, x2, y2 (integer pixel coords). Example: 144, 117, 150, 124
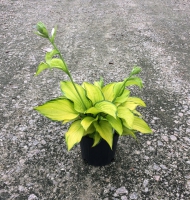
0, 0, 190, 199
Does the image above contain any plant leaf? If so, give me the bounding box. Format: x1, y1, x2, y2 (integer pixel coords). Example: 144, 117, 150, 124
81, 116, 98, 130
34, 98, 79, 122
65, 120, 85, 150
35, 62, 49, 75
125, 77, 143, 88
122, 126, 137, 139
113, 82, 125, 99
83, 82, 104, 105
93, 121, 113, 149
132, 116, 152, 133
91, 132, 101, 147
94, 77, 104, 89
114, 89, 130, 104
85, 107, 100, 115
106, 115, 123, 135
132, 110, 142, 116
50, 58, 68, 73
45, 49, 59, 63
126, 97, 146, 107
121, 101, 138, 110
117, 106, 134, 128
102, 83, 116, 101
60, 81, 91, 113
84, 125, 96, 136
95, 101, 117, 118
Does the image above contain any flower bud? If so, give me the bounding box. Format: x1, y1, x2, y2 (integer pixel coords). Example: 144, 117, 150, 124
36, 22, 49, 38
130, 67, 141, 76
50, 26, 57, 43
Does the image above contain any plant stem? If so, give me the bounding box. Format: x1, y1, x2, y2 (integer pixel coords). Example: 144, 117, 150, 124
112, 75, 132, 102
67, 73, 88, 110
50, 40, 87, 110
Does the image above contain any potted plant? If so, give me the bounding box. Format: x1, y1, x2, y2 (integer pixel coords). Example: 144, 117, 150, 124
34, 22, 152, 166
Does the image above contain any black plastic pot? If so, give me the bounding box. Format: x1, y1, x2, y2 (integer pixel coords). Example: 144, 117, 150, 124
80, 133, 119, 166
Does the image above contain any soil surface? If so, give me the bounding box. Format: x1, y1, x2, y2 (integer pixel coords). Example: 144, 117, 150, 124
0, 0, 190, 199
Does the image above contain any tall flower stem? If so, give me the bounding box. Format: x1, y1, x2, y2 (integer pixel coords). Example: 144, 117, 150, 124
50, 40, 87, 110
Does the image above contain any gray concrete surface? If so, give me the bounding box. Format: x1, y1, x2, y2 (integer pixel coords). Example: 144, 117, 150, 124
0, 0, 190, 199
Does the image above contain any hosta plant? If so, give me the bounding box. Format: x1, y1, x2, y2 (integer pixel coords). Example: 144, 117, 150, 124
34, 22, 152, 151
